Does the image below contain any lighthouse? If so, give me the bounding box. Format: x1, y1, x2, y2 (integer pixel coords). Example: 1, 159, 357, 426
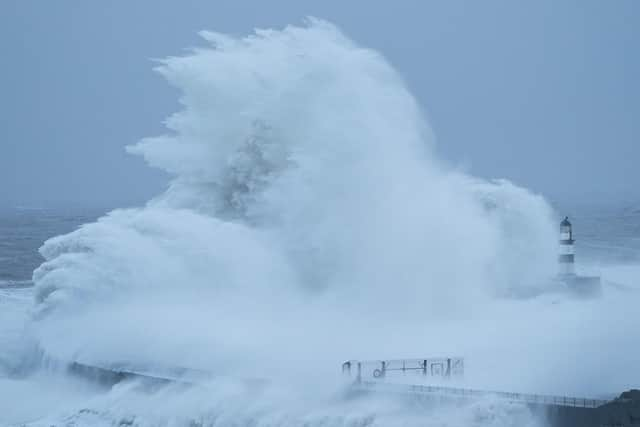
557, 216, 601, 295
558, 216, 575, 276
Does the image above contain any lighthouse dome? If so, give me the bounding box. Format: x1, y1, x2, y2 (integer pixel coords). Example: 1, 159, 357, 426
560, 216, 571, 227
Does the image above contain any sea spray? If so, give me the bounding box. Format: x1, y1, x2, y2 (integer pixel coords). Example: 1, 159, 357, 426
25, 18, 638, 426
32, 18, 556, 375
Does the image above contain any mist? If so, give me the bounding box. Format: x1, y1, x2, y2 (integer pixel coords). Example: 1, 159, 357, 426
13, 21, 637, 427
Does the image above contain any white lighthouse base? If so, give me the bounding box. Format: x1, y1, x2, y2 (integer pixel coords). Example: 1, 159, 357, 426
557, 274, 602, 297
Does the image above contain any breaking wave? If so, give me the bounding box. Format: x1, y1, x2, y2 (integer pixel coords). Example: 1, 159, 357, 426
27, 18, 633, 426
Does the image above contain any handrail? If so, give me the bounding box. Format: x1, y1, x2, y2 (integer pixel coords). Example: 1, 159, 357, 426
356, 381, 610, 409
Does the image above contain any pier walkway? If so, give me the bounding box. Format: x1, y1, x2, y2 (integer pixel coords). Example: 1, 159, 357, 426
355, 380, 610, 409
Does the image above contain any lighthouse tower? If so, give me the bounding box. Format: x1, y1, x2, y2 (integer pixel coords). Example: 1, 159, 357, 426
558, 216, 575, 276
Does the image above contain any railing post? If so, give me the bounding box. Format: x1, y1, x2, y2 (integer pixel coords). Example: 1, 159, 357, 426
356, 362, 362, 384
342, 361, 351, 375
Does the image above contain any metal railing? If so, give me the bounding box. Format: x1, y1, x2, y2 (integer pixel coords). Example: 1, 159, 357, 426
357, 381, 610, 409
343, 358, 464, 381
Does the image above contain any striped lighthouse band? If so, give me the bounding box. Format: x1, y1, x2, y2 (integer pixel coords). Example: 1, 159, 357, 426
558, 253, 574, 263
559, 233, 574, 244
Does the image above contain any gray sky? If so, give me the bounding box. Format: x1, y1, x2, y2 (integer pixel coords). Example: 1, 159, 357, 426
1, 0, 638, 208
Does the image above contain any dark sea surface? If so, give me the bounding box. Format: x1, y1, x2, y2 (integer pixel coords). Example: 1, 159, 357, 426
0, 207, 107, 284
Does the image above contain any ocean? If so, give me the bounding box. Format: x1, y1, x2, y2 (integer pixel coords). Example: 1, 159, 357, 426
0, 207, 106, 287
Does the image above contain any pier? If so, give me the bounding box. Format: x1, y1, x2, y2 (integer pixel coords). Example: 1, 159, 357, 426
344, 358, 639, 427
352, 381, 640, 427
354, 380, 609, 409
59, 355, 640, 427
